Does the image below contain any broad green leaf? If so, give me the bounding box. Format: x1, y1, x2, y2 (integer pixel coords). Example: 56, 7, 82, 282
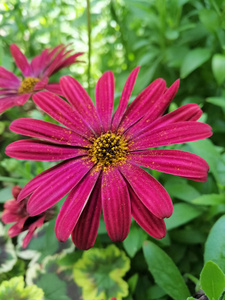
207, 97, 225, 109
205, 215, 225, 273
0, 223, 17, 273
188, 139, 225, 185
191, 194, 225, 206
0, 276, 44, 300
73, 245, 130, 300
200, 261, 225, 300
0, 187, 12, 203
164, 178, 200, 202
186, 298, 196, 300
165, 203, 203, 230
199, 9, 219, 32
27, 255, 82, 300
143, 241, 190, 299
212, 54, 225, 85
123, 223, 147, 257
180, 48, 211, 78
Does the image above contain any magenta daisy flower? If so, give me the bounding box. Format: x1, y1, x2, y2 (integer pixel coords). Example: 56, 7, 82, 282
5, 67, 212, 250
0, 44, 83, 113
1, 185, 55, 248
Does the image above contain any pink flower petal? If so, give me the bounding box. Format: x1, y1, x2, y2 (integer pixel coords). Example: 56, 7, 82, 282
33, 91, 94, 139
60, 76, 101, 134
9, 118, 91, 146
27, 157, 94, 216
148, 103, 203, 131
10, 44, 32, 77
55, 167, 100, 242
52, 52, 84, 73
22, 216, 45, 248
71, 177, 102, 250
95, 71, 115, 132
124, 79, 180, 138
0, 94, 30, 113
129, 186, 166, 238
118, 78, 166, 134
45, 83, 63, 96
129, 149, 209, 182
111, 66, 140, 131
119, 162, 173, 219
0, 66, 21, 86
33, 77, 48, 91
6, 139, 88, 161
30, 49, 49, 77
129, 121, 212, 150
17, 159, 78, 202
102, 167, 131, 242
8, 223, 23, 237
2, 211, 20, 223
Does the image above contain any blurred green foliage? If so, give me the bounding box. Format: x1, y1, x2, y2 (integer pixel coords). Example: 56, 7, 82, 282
0, 0, 225, 299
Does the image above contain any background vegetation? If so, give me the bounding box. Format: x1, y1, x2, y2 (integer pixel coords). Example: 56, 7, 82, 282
0, 0, 225, 299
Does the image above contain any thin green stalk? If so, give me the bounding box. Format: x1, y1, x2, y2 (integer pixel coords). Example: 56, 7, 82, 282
87, 0, 91, 94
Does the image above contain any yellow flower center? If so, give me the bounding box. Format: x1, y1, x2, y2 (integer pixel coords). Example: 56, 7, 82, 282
18, 77, 40, 94
89, 131, 129, 169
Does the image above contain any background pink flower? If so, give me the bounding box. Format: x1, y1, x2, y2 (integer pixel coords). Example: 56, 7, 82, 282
5, 67, 212, 250
0, 44, 83, 113
1, 185, 55, 248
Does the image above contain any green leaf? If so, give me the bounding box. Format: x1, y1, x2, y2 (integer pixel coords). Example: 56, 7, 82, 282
200, 261, 225, 300
0, 223, 17, 274
73, 245, 130, 300
186, 298, 196, 300
143, 241, 190, 300
164, 178, 200, 202
191, 194, 225, 206
207, 97, 225, 109
123, 223, 147, 257
0, 276, 44, 300
180, 48, 211, 78
199, 9, 219, 32
27, 255, 82, 300
0, 187, 13, 203
205, 215, 225, 273
36, 274, 70, 300
212, 54, 225, 85
165, 203, 203, 230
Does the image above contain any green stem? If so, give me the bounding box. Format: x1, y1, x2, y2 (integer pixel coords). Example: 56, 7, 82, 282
0, 176, 23, 183
87, 0, 91, 94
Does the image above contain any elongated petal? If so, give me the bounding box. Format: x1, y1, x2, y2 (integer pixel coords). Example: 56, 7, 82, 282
71, 177, 102, 250
30, 49, 49, 77
6, 139, 88, 161
17, 159, 77, 202
33, 91, 93, 139
129, 149, 209, 182
52, 52, 83, 74
55, 167, 100, 242
60, 76, 101, 134
0, 66, 21, 86
118, 78, 166, 134
95, 71, 115, 131
0, 94, 30, 113
119, 162, 173, 218
33, 77, 48, 91
129, 186, 166, 238
10, 44, 32, 77
27, 157, 94, 216
45, 83, 63, 96
102, 167, 131, 242
148, 103, 202, 130
23, 216, 45, 248
8, 223, 23, 237
125, 79, 180, 138
2, 211, 20, 223
112, 67, 140, 131
9, 118, 91, 146
129, 121, 212, 150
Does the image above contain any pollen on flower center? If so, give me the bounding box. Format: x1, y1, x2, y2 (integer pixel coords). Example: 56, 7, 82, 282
18, 77, 40, 94
89, 131, 129, 168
